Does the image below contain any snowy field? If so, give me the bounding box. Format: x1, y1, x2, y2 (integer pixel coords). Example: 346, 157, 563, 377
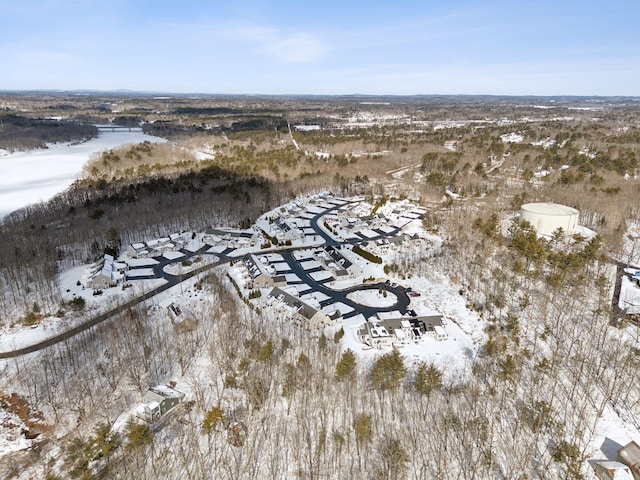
0, 130, 166, 219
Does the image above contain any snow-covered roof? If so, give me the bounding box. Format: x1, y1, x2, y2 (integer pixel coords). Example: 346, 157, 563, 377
593, 460, 634, 480
244, 254, 271, 279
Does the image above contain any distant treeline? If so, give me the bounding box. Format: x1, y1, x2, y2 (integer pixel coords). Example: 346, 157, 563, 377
0, 115, 98, 152
172, 107, 278, 115
142, 116, 288, 139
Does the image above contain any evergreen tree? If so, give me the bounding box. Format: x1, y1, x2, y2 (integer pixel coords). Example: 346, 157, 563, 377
413, 361, 443, 397
335, 349, 356, 380
371, 348, 407, 391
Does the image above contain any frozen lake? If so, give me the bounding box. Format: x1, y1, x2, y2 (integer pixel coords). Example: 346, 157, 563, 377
0, 130, 166, 219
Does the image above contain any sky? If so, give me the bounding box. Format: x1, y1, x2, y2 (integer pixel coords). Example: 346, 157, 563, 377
1, 0, 639, 96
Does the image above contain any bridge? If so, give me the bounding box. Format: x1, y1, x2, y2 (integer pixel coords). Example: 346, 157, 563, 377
96, 125, 143, 132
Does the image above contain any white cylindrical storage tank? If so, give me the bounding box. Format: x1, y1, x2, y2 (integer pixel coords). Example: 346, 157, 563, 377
520, 203, 579, 235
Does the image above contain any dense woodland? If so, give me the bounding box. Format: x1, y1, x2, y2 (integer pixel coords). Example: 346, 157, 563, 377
0, 115, 97, 152
1, 93, 640, 479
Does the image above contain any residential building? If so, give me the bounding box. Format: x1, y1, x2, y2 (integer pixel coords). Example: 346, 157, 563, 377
268, 287, 339, 330
126, 242, 150, 258
358, 314, 446, 349
204, 228, 258, 248
135, 384, 185, 423
325, 246, 362, 277
85, 254, 126, 289
243, 254, 276, 289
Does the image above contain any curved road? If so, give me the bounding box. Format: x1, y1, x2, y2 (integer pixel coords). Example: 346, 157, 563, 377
0, 252, 225, 359
0, 197, 420, 359
280, 251, 410, 318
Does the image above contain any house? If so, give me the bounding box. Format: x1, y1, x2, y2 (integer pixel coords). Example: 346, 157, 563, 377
618, 441, 640, 480
325, 246, 362, 278
144, 239, 163, 257
243, 254, 276, 289
86, 254, 126, 289
135, 384, 185, 423
593, 460, 634, 480
169, 232, 187, 249
359, 317, 421, 349
126, 242, 149, 259
358, 322, 394, 349
167, 303, 198, 333
273, 217, 303, 244
204, 228, 258, 248
268, 287, 339, 330
357, 314, 446, 349
434, 325, 448, 341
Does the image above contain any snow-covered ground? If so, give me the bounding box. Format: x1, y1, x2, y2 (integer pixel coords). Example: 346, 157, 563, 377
163, 255, 218, 275
619, 276, 640, 314
339, 268, 482, 383
0, 264, 166, 351
126, 258, 159, 268
0, 129, 166, 219
163, 251, 185, 261
0, 409, 32, 456
346, 289, 397, 307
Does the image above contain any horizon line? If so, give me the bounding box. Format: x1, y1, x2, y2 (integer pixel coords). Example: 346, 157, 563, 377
1, 89, 639, 100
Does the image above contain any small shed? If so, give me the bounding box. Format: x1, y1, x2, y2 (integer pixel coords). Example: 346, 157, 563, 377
618, 441, 640, 480
593, 460, 634, 480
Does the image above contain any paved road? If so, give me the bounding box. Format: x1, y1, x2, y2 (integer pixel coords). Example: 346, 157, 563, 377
281, 251, 410, 319
0, 257, 224, 359
0, 197, 420, 358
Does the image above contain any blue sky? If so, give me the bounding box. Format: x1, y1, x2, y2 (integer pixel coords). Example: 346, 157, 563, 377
1, 0, 638, 95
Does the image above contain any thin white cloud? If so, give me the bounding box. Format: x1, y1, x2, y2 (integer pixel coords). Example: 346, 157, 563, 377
236, 25, 328, 63
7, 48, 79, 67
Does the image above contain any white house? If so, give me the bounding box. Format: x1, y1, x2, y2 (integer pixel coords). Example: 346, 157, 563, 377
358, 314, 446, 349
126, 242, 149, 258
86, 254, 126, 289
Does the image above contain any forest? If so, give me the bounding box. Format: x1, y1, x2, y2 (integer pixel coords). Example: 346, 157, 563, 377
0, 115, 98, 152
